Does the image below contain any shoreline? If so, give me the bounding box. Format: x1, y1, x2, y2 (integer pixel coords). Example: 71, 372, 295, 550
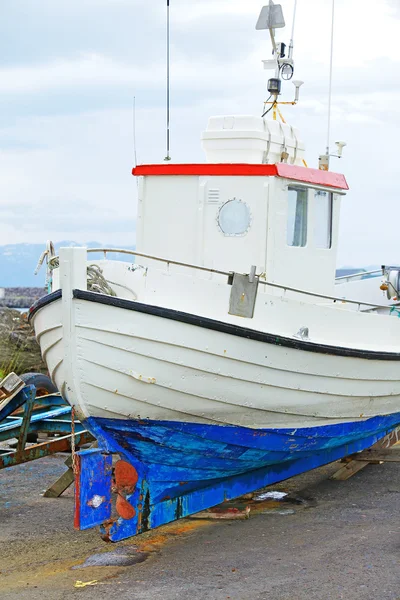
0, 287, 45, 309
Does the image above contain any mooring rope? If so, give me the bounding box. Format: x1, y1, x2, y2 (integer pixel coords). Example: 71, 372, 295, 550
86, 264, 117, 297
36, 250, 118, 297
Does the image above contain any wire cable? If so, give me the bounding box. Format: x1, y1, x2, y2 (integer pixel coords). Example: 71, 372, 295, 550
261, 94, 272, 117
262, 98, 277, 118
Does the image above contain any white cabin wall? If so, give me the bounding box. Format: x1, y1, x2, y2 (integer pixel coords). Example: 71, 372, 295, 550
137, 175, 271, 277
136, 174, 343, 297
136, 176, 200, 264
265, 179, 342, 296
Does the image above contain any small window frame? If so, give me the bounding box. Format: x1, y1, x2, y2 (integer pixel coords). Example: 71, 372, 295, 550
314, 189, 333, 250
286, 186, 309, 248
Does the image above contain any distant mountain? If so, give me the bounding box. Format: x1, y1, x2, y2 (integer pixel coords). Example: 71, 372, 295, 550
0, 242, 135, 287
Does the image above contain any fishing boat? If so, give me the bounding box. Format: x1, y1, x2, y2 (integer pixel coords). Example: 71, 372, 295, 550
30, 2, 400, 541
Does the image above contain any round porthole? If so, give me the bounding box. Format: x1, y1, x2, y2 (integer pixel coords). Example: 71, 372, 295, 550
217, 198, 251, 236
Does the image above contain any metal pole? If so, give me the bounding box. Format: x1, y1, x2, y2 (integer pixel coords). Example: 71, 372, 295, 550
132, 96, 137, 168
326, 0, 335, 155
164, 0, 171, 161
288, 0, 298, 58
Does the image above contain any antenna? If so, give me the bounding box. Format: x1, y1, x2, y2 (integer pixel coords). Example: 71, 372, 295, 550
133, 96, 139, 191
318, 0, 343, 171
132, 96, 138, 169
164, 0, 171, 161
326, 0, 335, 156
288, 0, 297, 60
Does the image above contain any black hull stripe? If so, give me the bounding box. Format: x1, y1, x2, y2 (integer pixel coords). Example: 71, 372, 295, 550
29, 288, 400, 361
73, 289, 400, 361
29, 289, 62, 321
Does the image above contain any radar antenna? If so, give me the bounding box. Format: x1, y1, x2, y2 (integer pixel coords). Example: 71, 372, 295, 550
256, 1, 303, 121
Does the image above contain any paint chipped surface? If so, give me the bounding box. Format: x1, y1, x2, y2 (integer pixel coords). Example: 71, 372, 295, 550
87, 494, 105, 508
130, 371, 156, 384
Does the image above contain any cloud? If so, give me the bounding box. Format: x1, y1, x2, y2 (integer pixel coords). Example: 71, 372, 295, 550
0, 54, 154, 94
0, 196, 135, 234
0, 0, 398, 115
0, 0, 399, 268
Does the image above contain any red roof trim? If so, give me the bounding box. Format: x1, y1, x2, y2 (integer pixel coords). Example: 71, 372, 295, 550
133, 163, 278, 177
275, 163, 349, 190
132, 163, 349, 190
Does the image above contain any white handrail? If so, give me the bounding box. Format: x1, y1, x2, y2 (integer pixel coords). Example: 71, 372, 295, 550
335, 269, 382, 282
49, 248, 393, 311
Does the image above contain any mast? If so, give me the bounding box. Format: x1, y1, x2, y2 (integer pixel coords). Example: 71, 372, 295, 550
164, 0, 171, 161
257, 1, 303, 121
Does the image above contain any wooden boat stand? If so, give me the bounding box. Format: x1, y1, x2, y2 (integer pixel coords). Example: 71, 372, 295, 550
330, 427, 400, 481
0, 373, 93, 470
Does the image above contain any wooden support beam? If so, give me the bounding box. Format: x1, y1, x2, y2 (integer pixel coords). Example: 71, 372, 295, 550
44, 441, 98, 498
330, 427, 400, 481
0, 372, 25, 404
43, 456, 74, 498
330, 460, 371, 481
353, 448, 400, 463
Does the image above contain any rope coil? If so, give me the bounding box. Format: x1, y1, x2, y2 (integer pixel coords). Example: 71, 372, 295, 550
86, 265, 117, 296
70, 406, 78, 476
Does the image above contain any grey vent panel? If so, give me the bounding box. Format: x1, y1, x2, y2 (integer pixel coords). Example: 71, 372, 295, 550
208, 189, 220, 204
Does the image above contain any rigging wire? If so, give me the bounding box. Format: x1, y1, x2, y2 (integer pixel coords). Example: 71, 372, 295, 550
326, 0, 335, 155
289, 0, 298, 57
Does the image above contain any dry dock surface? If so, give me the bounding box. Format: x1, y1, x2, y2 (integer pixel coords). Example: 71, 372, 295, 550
1, 455, 399, 600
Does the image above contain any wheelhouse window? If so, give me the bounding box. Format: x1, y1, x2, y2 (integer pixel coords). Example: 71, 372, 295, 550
287, 187, 308, 247
314, 190, 333, 249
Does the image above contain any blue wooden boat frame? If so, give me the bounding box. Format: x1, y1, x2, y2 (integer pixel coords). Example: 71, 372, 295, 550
0, 388, 92, 469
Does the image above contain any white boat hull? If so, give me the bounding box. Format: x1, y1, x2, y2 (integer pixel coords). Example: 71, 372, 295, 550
32, 290, 400, 430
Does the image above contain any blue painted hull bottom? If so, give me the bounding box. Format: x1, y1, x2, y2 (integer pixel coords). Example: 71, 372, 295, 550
77, 413, 400, 541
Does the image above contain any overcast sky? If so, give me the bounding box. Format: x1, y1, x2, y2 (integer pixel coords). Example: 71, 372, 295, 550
0, 0, 399, 266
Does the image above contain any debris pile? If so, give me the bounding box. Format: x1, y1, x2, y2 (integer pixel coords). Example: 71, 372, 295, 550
0, 307, 47, 376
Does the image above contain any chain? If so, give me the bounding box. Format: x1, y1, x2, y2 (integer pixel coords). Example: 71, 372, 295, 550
70, 406, 78, 476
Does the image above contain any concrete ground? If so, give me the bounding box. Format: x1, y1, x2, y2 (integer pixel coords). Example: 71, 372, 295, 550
1, 454, 399, 600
